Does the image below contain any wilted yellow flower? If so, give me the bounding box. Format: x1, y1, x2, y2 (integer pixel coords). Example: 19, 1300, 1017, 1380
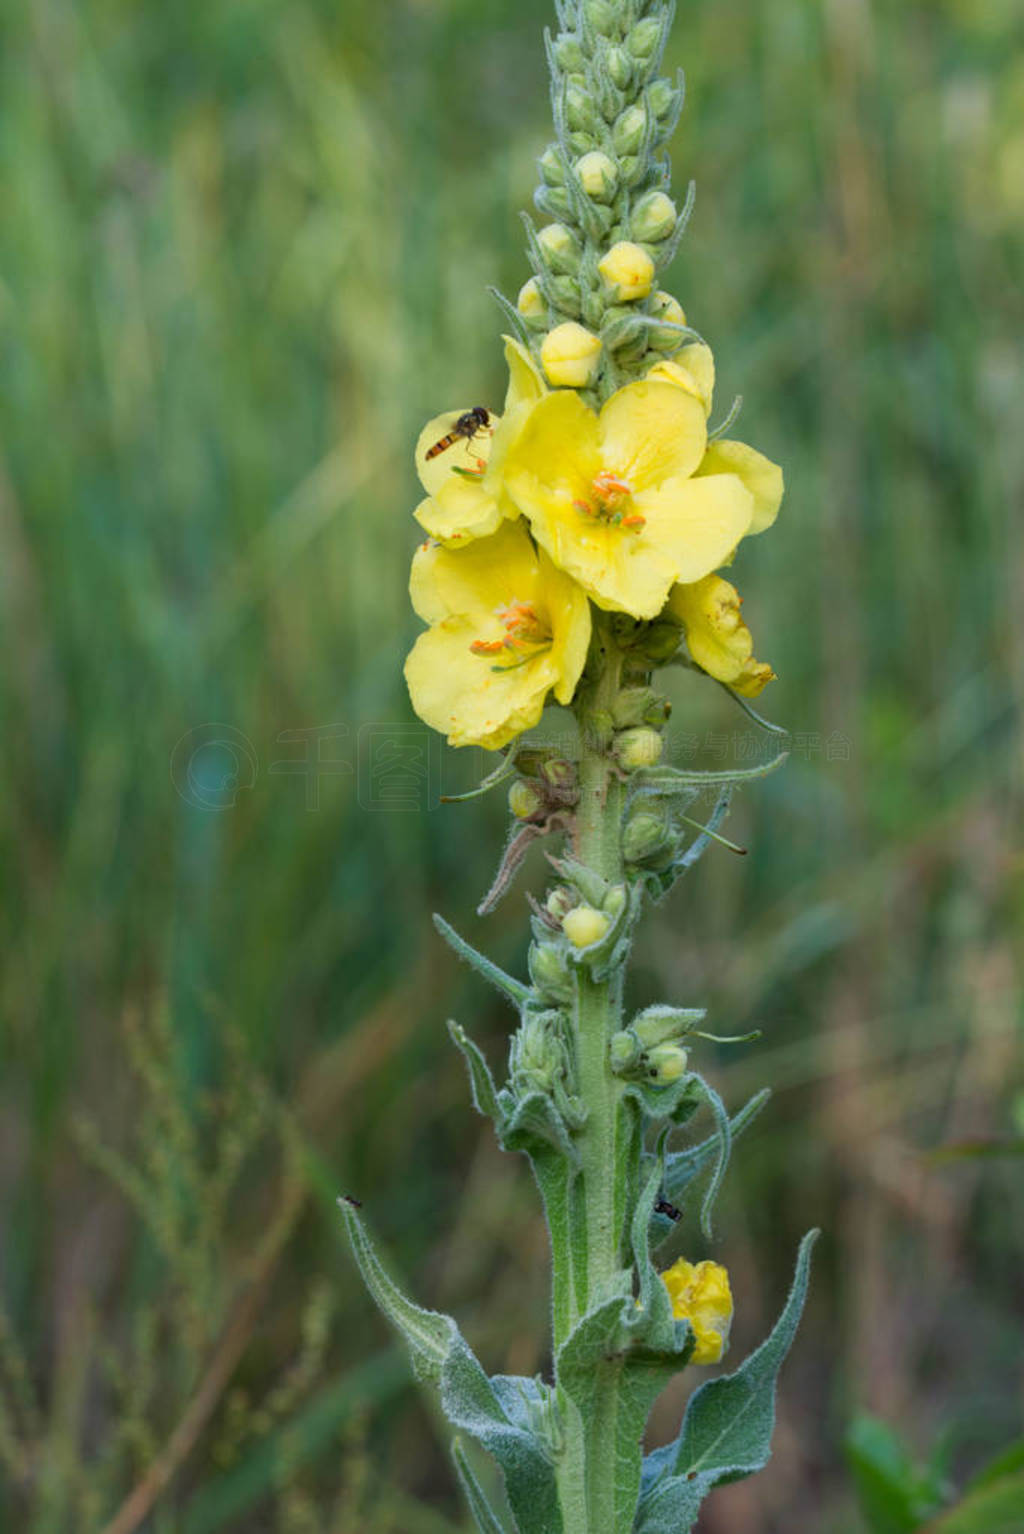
598, 241, 656, 302
668, 574, 775, 696
404, 520, 591, 751
502, 380, 755, 618
660, 1258, 733, 1364
414, 338, 547, 546
541, 322, 603, 388
647, 355, 784, 534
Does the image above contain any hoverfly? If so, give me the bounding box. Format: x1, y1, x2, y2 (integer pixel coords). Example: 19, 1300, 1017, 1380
425, 405, 492, 461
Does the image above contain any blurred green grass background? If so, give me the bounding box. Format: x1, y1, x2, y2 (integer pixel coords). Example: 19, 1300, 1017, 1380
1, 0, 1022, 1529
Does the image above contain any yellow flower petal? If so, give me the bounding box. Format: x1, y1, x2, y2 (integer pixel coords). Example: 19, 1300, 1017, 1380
413, 482, 504, 547
416, 408, 496, 496
660, 1258, 733, 1365
668, 574, 775, 695
598, 380, 707, 491
647, 342, 716, 416
634, 473, 754, 585
502, 335, 547, 414
405, 521, 591, 750
696, 439, 783, 535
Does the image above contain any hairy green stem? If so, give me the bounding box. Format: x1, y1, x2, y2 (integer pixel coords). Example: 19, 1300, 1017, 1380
555, 623, 635, 1533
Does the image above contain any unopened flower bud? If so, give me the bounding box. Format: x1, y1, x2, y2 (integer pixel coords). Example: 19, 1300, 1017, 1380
541, 322, 602, 387
628, 17, 663, 62
605, 45, 632, 90
545, 886, 577, 922
563, 905, 611, 949
633, 1005, 705, 1048
618, 155, 644, 187
548, 275, 583, 319
616, 727, 664, 770
537, 144, 568, 187
601, 884, 627, 918
630, 190, 677, 243
565, 83, 598, 134
529, 941, 574, 1003
648, 289, 687, 352
598, 241, 655, 302
583, 0, 616, 37
622, 808, 673, 865
638, 618, 683, 663
537, 185, 573, 220
513, 1014, 564, 1092
646, 1042, 690, 1084
612, 104, 648, 156
553, 34, 585, 72
647, 78, 677, 120
540, 757, 577, 793
574, 150, 618, 203
509, 779, 545, 820
537, 222, 582, 276
610, 1031, 641, 1072
517, 277, 548, 330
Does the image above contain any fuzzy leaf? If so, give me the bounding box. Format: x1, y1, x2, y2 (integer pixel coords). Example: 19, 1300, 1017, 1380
637, 1230, 818, 1534
922, 1475, 1024, 1534
651, 1090, 771, 1243
452, 1439, 510, 1534
632, 750, 788, 794
342, 1202, 561, 1534
434, 914, 531, 1010
448, 1020, 502, 1128
500, 1088, 580, 1166
686, 1074, 732, 1240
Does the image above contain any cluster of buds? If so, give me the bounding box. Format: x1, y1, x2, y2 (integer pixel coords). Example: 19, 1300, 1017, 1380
609, 1003, 706, 1085
509, 1008, 585, 1126
507, 753, 579, 823
515, 0, 694, 392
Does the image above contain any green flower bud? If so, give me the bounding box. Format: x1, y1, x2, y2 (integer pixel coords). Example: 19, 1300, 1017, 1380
647, 78, 677, 120
612, 104, 648, 156
622, 807, 673, 865
538, 144, 568, 187
633, 1006, 705, 1048
647, 289, 688, 352
645, 1042, 690, 1084
583, 0, 617, 37
509, 779, 545, 820
630, 189, 677, 243
628, 17, 663, 62
574, 150, 619, 203
529, 940, 574, 1003
553, 34, 586, 73
545, 886, 577, 922
565, 83, 598, 134
537, 185, 574, 221
605, 45, 633, 90
616, 727, 664, 770
601, 884, 628, 919
618, 155, 644, 187
610, 1031, 641, 1072
548, 274, 583, 319
540, 757, 577, 793
569, 131, 598, 157
613, 686, 659, 727
512, 1014, 565, 1092
637, 618, 683, 663
563, 905, 611, 949
537, 222, 582, 276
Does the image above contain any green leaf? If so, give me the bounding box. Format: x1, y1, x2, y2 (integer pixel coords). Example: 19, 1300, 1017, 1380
434, 914, 531, 1010
685, 1074, 732, 1241
632, 749, 789, 794
500, 1088, 580, 1165
341, 1202, 561, 1534
921, 1473, 1024, 1533
637, 1230, 818, 1534
452, 1439, 510, 1534
844, 1414, 938, 1534
967, 1439, 1024, 1493
651, 1089, 771, 1245
448, 1020, 502, 1128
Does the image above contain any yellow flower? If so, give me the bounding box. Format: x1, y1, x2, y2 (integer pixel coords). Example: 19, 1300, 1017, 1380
668, 574, 775, 697
540, 322, 603, 388
502, 381, 755, 619
598, 241, 656, 302
647, 355, 784, 535
414, 338, 547, 547
562, 905, 611, 948
660, 1258, 733, 1365
404, 520, 591, 751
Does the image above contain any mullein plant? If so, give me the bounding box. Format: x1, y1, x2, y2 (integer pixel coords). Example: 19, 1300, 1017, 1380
341, 2, 817, 1529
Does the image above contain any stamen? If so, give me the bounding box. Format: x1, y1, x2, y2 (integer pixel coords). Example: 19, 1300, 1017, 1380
573, 470, 644, 532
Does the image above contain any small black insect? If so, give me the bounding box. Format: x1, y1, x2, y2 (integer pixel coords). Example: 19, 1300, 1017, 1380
425, 406, 492, 461
654, 1196, 681, 1222
341, 1193, 363, 1209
